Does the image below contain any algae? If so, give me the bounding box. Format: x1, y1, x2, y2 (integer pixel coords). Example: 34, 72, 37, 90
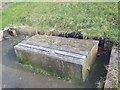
18, 62, 72, 81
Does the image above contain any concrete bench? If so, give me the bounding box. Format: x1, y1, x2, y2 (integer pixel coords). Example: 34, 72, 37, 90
14, 34, 99, 82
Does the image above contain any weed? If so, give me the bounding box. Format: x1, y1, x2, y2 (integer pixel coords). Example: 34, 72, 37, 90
96, 80, 105, 89
18, 62, 71, 81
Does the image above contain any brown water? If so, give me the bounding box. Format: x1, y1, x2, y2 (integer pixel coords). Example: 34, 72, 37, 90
1, 36, 109, 88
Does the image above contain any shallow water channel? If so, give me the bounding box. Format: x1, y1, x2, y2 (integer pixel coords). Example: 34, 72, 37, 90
1, 36, 110, 88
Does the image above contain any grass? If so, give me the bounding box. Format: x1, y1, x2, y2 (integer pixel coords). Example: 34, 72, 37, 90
18, 62, 71, 81
2, 2, 118, 41
96, 80, 105, 89
113, 80, 119, 89
18, 62, 51, 76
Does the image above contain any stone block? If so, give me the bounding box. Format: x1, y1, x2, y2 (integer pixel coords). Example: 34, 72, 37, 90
14, 34, 99, 82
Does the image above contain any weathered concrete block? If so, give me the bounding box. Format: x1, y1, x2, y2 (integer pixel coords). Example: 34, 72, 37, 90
14, 34, 99, 82
104, 47, 118, 89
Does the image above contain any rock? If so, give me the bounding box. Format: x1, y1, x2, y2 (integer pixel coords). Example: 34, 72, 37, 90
14, 35, 99, 82
0, 30, 11, 41
2, 26, 40, 37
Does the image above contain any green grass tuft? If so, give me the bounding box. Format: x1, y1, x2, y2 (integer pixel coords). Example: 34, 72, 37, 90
18, 62, 71, 81
96, 80, 105, 89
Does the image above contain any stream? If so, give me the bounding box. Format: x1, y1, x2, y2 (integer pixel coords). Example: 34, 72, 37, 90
1, 36, 110, 88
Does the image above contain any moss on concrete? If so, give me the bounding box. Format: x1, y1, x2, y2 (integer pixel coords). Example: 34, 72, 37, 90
18, 62, 73, 81
15, 50, 30, 64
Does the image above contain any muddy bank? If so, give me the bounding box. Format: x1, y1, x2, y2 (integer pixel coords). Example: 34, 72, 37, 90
0, 26, 84, 41
0, 26, 40, 41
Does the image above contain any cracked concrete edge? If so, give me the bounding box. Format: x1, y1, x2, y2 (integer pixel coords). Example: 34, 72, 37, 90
104, 46, 118, 89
